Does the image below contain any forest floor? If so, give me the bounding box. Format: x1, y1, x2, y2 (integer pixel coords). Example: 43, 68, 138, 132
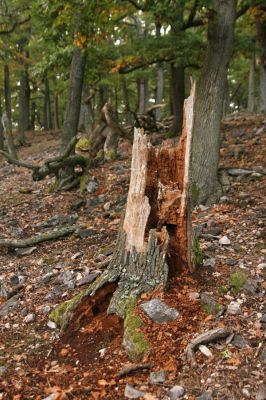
0, 114, 265, 400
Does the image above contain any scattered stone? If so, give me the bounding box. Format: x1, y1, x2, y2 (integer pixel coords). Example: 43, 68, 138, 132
43, 305, 51, 314
149, 370, 167, 384
168, 385, 185, 399
200, 293, 224, 317
71, 251, 83, 260
70, 198, 86, 211
198, 344, 213, 358
86, 177, 98, 193
47, 320, 57, 329
117, 363, 151, 378
189, 292, 200, 300
204, 226, 223, 236
259, 345, 266, 365
193, 223, 206, 238
103, 201, 111, 211
256, 384, 266, 400
257, 263, 266, 270
219, 236, 231, 245
220, 196, 229, 203
242, 388, 251, 398
76, 272, 101, 287
227, 168, 253, 176
10, 275, 19, 286
15, 246, 37, 256
124, 384, 145, 399
196, 392, 213, 400
140, 299, 179, 324
225, 258, 238, 266
42, 272, 54, 284
86, 198, 100, 207
99, 348, 106, 359
232, 334, 247, 349
0, 366, 7, 376
58, 271, 73, 285
23, 313, 36, 323
203, 258, 215, 268
0, 293, 21, 317
76, 228, 96, 239
243, 279, 259, 295
261, 314, 266, 323
227, 301, 241, 315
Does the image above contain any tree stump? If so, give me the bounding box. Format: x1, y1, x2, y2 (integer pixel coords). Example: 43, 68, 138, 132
51, 84, 196, 340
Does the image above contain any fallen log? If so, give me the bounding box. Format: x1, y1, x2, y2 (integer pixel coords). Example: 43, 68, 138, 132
0, 225, 77, 248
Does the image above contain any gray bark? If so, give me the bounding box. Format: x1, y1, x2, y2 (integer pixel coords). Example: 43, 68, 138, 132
191, 0, 237, 205
247, 52, 255, 112
259, 65, 266, 113
43, 75, 52, 130
137, 77, 149, 114
3, 63, 17, 159
53, 93, 60, 129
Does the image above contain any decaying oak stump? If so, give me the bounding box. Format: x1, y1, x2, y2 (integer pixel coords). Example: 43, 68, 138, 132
51, 84, 196, 336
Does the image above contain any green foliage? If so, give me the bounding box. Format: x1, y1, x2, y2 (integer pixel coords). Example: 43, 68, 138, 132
193, 237, 203, 266
192, 182, 200, 208
229, 270, 248, 292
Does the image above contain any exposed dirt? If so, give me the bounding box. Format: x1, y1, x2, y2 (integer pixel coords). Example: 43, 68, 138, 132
0, 115, 265, 399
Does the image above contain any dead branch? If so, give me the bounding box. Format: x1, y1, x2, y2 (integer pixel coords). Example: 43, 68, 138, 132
117, 363, 152, 378
0, 225, 78, 248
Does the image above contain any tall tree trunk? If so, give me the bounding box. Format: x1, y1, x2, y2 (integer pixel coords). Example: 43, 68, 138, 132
222, 76, 230, 117
247, 52, 256, 112
122, 77, 132, 125
30, 100, 36, 131
3, 64, 17, 159
170, 64, 185, 135
155, 24, 164, 121
259, 64, 266, 113
43, 74, 52, 130
137, 77, 149, 114
191, 0, 237, 205
24, 64, 31, 130
59, 47, 86, 189
0, 95, 4, 150
18, 69, 27, 145
54, 93, 60, 129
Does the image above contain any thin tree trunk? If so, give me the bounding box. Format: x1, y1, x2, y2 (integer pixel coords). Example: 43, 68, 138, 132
248, 52, 255, 112
122, 77, 132, 125
0, 96, 4, 150
30, 100, 36, 131
18, 70, 27, 145
137, 77, 149, 114
259, 65, 266, 113
170, 64, 185, 135
54, 93, 60, 129
155, 24, 164, 121
24, 61, 31, 130
3, 64, 17, 159
191, 0, 237, 205
43, 74, 52, 130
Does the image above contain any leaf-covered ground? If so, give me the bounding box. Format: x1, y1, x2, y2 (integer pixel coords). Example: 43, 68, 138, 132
0, 114, 265, 400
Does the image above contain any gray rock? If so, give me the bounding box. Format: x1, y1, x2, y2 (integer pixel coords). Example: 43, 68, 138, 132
232, 334, 247, 349
86, 177, 98, 193
200, 293, 224, 317
10, 275, 19, 286
243, 279, 259, 295
196, 392, 213, 400
220, 196, 229, 203
58, 271, 73, 285
38, 214, 78, 228
47, 320, 57, 329
15, 246, 37, 256
227, 168, 253, 176
242, 388, 251, 398
140, 299, 179, 324
256, 384, 266, 400
149, 370, 167, 384
76, 272, 101, 287
0, 366, 7, 376
169, 385, 185, 399
219, 236, 231, 245
124, 384, 145, 399
227, 301, 241, 315
23, 313, 36, 323
0, 293, 21, 317
203, 258, 215, 268
42, 272, 54, 284
86, 198, 100, 207
70, 198, 86, 211
259, 345, 266, 365
76, 228, 96, 239
225, 258, 238, 266
261, 314, 266, 323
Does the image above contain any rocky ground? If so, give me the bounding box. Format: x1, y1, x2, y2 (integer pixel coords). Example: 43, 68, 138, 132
0, 114, 265, 400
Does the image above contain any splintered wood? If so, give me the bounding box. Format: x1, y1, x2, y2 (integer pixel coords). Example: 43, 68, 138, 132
123, 83, 195, 273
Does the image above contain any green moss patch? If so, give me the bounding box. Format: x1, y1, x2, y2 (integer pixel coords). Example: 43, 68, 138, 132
229, 270, 247, 293
193, 237, 203, 266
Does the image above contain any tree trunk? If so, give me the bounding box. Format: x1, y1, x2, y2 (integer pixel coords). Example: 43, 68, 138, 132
259, 64, 266, 113
18, 69, 27, 145
3, 64, 17, 159
54, 93, 60, 129
247, 52, 256, 112
24, 64, 31, 130
222, 76, 230, 117
0, 95, 4, 150
122, 77, 132, 125
191, 0, 237, 205
59, 47, 86, 188
170, 64, 185, 135
155, 24, 164, 121
137, 77, 149, 114
43, 75, 52, 130
30, 100, 36, 131
53, 84, 196, 345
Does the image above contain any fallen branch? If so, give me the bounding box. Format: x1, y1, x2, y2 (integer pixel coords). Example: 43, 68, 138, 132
0, 225, 78, 248
186, 328, 231, 361
117, 363, 152, 378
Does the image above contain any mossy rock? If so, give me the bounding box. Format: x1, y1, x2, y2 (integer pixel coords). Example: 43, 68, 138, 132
76, 137, 91, 152
122, 297, 151, 361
